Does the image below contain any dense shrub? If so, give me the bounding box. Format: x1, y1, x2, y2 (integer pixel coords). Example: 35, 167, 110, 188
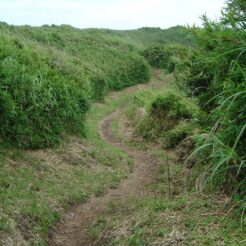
142, 44, 193, 79
0, 23, 151, 148
119, 26, 194, 48
90, 76, 107, 102
142, 45, 170, 68
167, 0, 246, 196
106, 55, 150, 90
163, 121, 195, 149
7, 24, 151, 92
136, 91, 199, 140
0, 35, 89, 148
149, 92, 199, 120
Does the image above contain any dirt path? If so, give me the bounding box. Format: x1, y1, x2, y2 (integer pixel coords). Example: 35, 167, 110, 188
49, 106, 160, 246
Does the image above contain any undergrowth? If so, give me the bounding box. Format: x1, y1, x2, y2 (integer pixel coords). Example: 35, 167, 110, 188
0, 76, 150, 244
0, 23, 150, 149
138, 0, 246, 210
90, 98, 245, 245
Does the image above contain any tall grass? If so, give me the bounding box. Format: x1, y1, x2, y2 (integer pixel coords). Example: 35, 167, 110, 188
136, 0, 246, 206
0, 23, 151, 148
168, 1, 246, 204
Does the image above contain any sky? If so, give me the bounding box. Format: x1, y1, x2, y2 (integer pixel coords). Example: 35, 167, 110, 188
0, 0, 226, 30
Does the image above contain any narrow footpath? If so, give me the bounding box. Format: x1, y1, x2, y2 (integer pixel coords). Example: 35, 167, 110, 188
49, 88, 161, 246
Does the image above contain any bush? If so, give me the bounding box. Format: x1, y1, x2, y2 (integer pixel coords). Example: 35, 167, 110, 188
142, 44, 192, 75
106, 55, 151, 90
0, 40, 89, 148
136, 90, 199, 140
149, 91, 199, 121
142, 45, 170, 68
0, 23, 151, 148
171, 0, 246, 196
90, 76, 107, 102
163, 121, 195, 149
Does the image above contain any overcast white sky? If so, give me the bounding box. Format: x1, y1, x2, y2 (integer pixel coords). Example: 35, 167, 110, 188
0, 0, 226, 30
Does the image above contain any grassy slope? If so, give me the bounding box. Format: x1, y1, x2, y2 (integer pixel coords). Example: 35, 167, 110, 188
0, 62, 151, 244
0, 23, 191, 98
0, 80, 140, 245
115, 26, 194, 48
0, 23, 194, 244
90, 73, 245, 245
0, 22, 151, 148
0, 70, 165, 245
0, 23, 144, 83
0, 22, 191, 148
81, 26, 193, 48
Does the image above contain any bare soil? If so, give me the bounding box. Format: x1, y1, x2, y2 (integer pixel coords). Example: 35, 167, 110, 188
49, 107, 160, 246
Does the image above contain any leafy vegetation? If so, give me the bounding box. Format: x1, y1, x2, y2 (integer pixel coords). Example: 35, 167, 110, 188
127, 87, 199, 151
142, 44, 190, 72
0, 22, 193, 149
0, 34, 89, 148
0, 22, 151, 148
115, 26, 194, 48
0, 19, 194, 244
0, 79, 145, 244
179, 0, 246, 198
0, 0, 245, 244
130, 0, 246, 209
91, 91, 245, 245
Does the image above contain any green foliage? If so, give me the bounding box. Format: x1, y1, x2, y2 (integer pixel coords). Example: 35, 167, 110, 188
0, 23, 151, 148
0, 78, 139, 244
144, 44, 197, 95
135, 90, 199, 141
149, 92, 198, 120
0, 216, 11, 232
133, 90, 156, 107
142, 44, 191, 72
128, 226, 145, 246
164, 122, 195, 149
90, 76, 107, 102
0, 21, 195, 149
142, 45, 170, 68
116, 26, 194, 48
221, 0, 246, 29
167, 0, 246, 196
106, 54, 150, 90
193, 25, 245, 193
0, 34, 89, 148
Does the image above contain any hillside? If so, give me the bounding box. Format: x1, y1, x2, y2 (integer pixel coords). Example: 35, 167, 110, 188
0, 2, 245, 244
81, 25, 194, 48
0, 22, 148, 148
118, 26, 194, 47
0, 22, 193, 149
0, 22, 196, 245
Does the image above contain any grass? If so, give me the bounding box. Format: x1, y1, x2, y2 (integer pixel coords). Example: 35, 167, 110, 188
89, 106, 245, 245
110, 114, 124, 141
0, 140, 130, 245
1, 4, 245, 242
0, 73, 159, 244
162, 2, 246, 198
0, 22, 151, 148
0, 70, 169, 245
109, 26, 194, 48
96, 193, 245, 245
0, 67, 243, 245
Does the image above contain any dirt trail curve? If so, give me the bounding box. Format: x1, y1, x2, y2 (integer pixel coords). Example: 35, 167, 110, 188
49, 107, 159, 246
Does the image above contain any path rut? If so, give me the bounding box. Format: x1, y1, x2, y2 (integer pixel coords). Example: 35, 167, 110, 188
49, 108, 159, 246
